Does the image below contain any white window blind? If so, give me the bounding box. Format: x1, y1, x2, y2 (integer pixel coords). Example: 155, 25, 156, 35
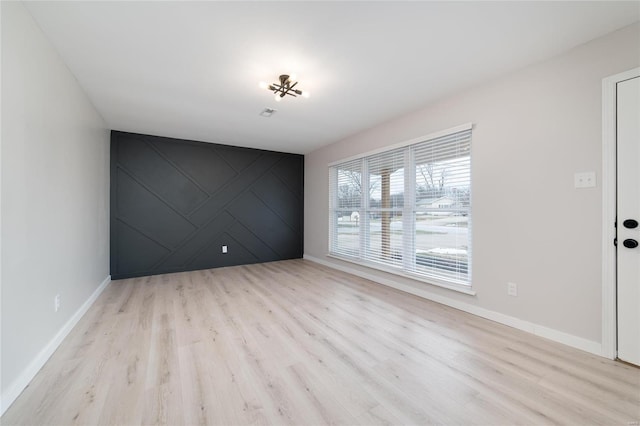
329, 159, 362, 258
329, 126, 472, 288
364, 148, 406, 269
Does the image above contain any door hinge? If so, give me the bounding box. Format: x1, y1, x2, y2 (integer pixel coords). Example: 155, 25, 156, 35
614, 238, 618, 247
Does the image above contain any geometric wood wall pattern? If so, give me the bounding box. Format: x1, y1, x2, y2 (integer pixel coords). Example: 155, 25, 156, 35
110, 131, 304, 280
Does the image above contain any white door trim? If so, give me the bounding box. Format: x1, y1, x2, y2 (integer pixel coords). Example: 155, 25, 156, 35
602, 67, 640, 360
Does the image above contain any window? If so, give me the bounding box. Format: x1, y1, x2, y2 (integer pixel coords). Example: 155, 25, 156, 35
329, 125, 472, 289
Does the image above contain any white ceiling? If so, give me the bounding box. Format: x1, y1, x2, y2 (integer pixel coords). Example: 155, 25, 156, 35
25, 1, 639, 154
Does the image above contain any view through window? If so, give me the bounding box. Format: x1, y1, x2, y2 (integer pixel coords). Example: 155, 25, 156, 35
329, 126, 472, 287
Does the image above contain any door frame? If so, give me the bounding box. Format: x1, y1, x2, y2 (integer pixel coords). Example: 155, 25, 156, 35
602, 67, 640, 360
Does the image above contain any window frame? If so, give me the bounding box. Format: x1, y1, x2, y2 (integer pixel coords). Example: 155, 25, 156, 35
328, 123, 474, 295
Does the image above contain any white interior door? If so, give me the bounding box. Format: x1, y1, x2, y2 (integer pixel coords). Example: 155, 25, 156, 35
617, 76, 640, 366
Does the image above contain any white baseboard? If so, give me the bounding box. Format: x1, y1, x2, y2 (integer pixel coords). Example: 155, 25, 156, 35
303, 254, 602, 357
0, 275, 111, 416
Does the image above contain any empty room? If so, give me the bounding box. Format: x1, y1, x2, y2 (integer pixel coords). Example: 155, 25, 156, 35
1, 1, 640, 425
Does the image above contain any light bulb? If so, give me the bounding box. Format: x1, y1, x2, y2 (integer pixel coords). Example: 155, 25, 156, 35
258, 81, 268, 89
301, 91, 310, 98
289, 73, 297, 81
274, 94, 282, 102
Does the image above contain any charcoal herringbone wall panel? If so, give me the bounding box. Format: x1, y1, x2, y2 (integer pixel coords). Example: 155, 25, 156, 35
110, 131, 303, 279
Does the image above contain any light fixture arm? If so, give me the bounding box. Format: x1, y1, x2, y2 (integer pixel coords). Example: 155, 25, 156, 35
265, 74, 306, 99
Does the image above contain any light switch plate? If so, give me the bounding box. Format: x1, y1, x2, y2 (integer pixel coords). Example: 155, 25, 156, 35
574, 172, 596, 188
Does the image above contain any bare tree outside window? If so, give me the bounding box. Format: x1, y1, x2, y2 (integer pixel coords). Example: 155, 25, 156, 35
417, 163, 448, 199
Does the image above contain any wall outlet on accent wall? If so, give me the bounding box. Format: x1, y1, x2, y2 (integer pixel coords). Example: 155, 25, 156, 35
54, 294, 61, 312
222, 245, 228, 254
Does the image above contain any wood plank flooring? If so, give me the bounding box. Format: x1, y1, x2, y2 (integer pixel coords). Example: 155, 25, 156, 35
2, 259, 639, 425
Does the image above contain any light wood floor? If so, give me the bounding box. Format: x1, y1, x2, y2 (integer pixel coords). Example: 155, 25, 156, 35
2, 259, 639, 425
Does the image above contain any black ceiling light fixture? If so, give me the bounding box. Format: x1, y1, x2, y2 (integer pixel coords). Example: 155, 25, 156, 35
259, 74, 310, 102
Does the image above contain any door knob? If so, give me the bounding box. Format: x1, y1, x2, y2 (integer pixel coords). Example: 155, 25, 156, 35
623, 239, 639, 249
623, 219, 639, 229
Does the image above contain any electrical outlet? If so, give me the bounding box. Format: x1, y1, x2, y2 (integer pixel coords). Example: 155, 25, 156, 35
574, 172, 596, 188
54, 294, 61, 312
222, 245, 228, 254
507, 282, 518, 297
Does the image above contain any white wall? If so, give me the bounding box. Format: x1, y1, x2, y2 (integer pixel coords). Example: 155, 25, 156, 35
305, 23, 640, 352
1, 1, 110, 413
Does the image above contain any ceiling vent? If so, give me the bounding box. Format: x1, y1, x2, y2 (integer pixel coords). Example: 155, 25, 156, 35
259, 108, 277, 117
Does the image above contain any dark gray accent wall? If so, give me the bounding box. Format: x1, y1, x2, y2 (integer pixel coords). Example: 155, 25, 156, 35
110, 131, 303, 280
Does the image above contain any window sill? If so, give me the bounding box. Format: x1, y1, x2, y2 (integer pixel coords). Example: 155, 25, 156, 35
327, 253, 477, 296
